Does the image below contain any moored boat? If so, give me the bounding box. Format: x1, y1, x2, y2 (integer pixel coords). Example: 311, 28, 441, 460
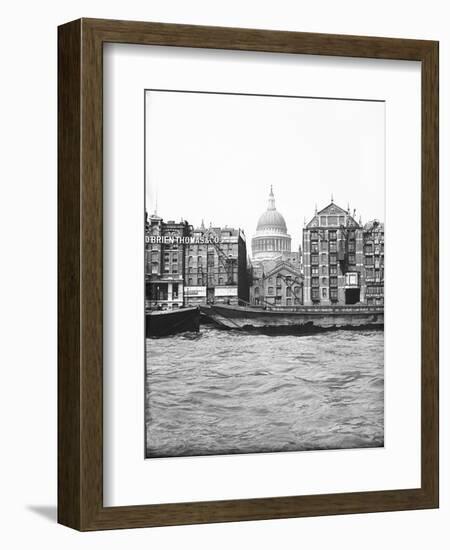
146, 307, 200, 337
200, 303, 383, 333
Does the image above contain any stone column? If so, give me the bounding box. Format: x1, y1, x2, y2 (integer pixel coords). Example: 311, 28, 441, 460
168, 282, 173, 309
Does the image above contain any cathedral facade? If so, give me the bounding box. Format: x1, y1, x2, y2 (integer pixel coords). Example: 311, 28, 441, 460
251, 186, 292, 262
250, 187, 303, 307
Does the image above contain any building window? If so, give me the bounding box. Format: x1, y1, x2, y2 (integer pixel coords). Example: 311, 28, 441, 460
286, 287, 291, 297
188, 278, 193, 285
276, 296, 282, 303
268, 286, 274, 295
320, 241, 327, 251
151, 262, 158, 274
365, 244, 373, 254
312, 277, 319, 287
311, 255, 319, 265
329, 216, 338, 225
321, 265, 327, 275
365, 256, 374, 265
312, 266, 319, 276
348, 241, 356, 252
321, 277, 327, 285
320, 216, 327, 225
197, 256, 203, 265
310, 231, 318, 240
346, 272, 359, 286
311, 242, 319, 253
329, 241, 337, 252
321, 253, 327, 263
366, 286, 383, 296
286, 298, 292, 306
322, 288, 327, 298
198, 278, 203, 285
154, 284, 168, 301
329, 230, 337, 240
348, 253, 355, 264
330, 276, 338, 287
219, 277, 223, 285
312, 288, 320, 301
330, 254, 337, 264
330, 265, 337, 275
254, 287, 259, 295
330, 288, 338, 301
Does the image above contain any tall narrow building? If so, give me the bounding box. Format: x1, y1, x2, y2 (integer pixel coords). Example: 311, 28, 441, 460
302, 201, 363, 305
302, 200, 384, 306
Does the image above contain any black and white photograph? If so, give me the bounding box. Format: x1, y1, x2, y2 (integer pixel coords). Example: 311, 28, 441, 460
144, 90, 385, 458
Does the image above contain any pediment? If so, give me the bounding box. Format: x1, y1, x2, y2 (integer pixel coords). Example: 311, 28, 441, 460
317, 202, 348, 216
264, 261, 302, 279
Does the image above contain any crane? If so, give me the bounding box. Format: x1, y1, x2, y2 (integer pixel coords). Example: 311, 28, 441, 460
274, 272, 303, 302
202, 228, 237, 285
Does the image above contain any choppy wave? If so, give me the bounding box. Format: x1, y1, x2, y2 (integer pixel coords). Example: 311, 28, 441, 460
145, 327, 384, 457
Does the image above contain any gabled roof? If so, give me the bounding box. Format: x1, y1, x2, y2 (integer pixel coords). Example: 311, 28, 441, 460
317, 202, 348, 216
264, 260, 302, 280
306, 201, 359, 229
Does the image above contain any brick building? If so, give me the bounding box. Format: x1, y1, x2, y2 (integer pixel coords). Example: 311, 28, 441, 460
184, 223, 249, 307
303, 200, 384, 306
145, 214, 249, 309
303, 201, 362, 306
145, 213, 191, 310
362, 220, 385, 306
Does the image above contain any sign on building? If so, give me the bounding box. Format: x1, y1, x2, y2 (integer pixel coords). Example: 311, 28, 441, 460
215, 286, 238, 297
184, 286, 207, 297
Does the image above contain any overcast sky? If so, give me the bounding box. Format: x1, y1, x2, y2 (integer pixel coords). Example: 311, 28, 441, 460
145, 91, 385, 250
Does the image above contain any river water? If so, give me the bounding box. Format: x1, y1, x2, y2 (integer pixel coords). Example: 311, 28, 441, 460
145, 327, 384, 458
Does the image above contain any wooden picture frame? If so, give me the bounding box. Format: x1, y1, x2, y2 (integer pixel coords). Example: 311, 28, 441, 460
58, 18, 439, 531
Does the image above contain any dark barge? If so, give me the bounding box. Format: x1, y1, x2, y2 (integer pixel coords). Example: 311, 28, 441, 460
146, 307, 200, 337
